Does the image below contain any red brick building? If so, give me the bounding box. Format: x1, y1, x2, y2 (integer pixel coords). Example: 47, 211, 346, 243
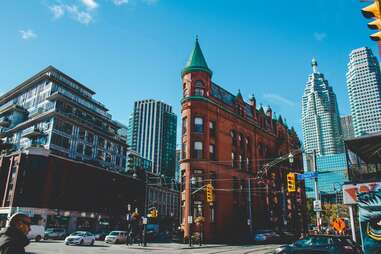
180, 39, 306, 243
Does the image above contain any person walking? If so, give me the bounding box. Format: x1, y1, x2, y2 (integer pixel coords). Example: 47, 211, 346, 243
0, 213, 31, 254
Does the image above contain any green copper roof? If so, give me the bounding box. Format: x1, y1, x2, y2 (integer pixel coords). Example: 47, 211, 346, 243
235, 89, 243, 100
182, 37, 213, 77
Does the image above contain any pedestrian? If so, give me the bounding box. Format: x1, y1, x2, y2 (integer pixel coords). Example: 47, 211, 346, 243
0, 213, 31, 254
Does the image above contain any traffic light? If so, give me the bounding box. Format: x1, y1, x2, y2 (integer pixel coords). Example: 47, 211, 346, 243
205, 183, 214, 202
362, 0, 381, 19
361, 1, 381, 41
287, 173, 296, 192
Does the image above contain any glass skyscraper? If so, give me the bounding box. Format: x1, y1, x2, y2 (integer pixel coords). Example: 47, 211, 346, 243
129, 99, 177, 178
346, 47, 381, 137
301, 59, 348, 201
302, 58, 344, 155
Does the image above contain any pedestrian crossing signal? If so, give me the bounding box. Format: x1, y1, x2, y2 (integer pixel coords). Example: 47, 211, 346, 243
287, 173, 296, 192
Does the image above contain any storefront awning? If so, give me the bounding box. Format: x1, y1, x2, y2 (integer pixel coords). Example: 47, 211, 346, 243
345, 132, 381, 163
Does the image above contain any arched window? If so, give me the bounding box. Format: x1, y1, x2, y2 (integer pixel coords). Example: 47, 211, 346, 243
194, 80, 205, 96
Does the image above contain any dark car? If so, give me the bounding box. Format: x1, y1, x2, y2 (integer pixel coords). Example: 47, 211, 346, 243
273, 235, 363, 254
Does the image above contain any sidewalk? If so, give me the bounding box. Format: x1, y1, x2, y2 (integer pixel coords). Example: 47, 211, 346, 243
125, 242, 228, 251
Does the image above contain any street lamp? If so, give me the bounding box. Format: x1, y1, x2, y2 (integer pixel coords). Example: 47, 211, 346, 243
288, 152, 294, 164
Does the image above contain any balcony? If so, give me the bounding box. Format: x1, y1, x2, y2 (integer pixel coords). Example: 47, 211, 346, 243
21, 126, 45, 139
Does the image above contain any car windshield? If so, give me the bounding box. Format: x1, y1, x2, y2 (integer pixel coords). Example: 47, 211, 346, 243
71, 232, 86, 236
109, 232, 119, 236
295, 236, 332, 247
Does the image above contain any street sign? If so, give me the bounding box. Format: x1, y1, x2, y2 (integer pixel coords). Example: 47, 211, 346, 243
188, 216, 193, 224
313, 200, 322, 212
297, 172, 318, 180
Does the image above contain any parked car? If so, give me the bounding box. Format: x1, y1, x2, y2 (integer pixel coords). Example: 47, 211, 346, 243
104, 231, 128, 244
44, 228, 67, 240
93, 230, 109, 241
273, 235, 363, 254
27, 225, 45, 242
254, 230, 281, 243
64, 231, 95, 246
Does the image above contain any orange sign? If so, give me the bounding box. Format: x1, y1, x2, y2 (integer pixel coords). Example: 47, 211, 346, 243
331, 218, 346, 233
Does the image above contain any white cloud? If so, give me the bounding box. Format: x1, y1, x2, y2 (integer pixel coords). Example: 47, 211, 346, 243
50, 5, 65, 19
66, 5, 93, 25
20, 29, 37, 40
313, 32, 327, 42
112, 0, 128, 5
263, 93, 296, 107
81, 0, 98, 10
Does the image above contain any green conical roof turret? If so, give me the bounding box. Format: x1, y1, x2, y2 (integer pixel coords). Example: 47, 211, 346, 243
182, 37, 213, 77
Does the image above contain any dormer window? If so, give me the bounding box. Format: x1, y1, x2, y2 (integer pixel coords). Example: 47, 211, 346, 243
194, 80, 205, 96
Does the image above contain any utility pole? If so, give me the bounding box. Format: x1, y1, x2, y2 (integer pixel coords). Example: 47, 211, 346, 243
312, 150, 321, 232
247, 178, 253, 238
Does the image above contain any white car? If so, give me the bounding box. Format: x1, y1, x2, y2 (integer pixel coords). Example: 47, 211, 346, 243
27, 225, 45, 242
64, 231, 95, 246
104, 231, 128, 244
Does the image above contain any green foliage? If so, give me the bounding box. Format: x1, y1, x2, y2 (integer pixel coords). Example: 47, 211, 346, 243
306, 198, 349, 227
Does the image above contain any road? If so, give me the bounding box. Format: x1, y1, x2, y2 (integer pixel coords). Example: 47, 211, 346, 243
26, 241, 281, 254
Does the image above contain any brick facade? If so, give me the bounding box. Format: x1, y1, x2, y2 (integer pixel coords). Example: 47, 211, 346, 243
180, 41, 306, 243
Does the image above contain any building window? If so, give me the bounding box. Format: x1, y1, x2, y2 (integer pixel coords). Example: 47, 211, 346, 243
98, 137, 105, 149
239, 155, 243, 169
77, 143, 83, 154
193, 141, 203, 159
51, 133, 70, 150
78, 128, 85, 140
182, 117, 187, 134
231, 130, 237, 146
194, 117, 203, 133
209, 144, 216, 160
232, 152, 237, 168
86, 132, 94, 144
194, 80, 204, 96
54, 119, 73, 135
209, 121, 216, 136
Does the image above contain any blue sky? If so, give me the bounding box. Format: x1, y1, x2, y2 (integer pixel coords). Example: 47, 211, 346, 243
0, 0, 378, 143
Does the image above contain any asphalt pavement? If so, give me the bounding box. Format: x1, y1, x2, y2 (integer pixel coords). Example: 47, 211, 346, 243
25, 240, 281, 254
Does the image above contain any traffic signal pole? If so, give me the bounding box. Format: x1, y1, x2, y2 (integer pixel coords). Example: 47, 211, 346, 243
312, 150, 322, 232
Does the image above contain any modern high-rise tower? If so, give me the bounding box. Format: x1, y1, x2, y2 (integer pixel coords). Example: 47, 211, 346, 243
301, 58, 344, 155
340, 115, 355, 140
129, 99, 177, 178
346, 47, 381, 137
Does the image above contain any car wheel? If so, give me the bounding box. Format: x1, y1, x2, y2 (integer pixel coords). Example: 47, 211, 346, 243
90, 240, 94, 246
115, 239, 119, 244
80, 239, 84, 245
35, 235, 42, 242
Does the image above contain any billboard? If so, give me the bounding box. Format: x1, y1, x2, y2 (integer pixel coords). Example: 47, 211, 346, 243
357, 190, 381, 254
342, 182, 381, 205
